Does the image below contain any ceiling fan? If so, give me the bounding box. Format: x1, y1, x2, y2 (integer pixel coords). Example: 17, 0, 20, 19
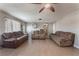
39, 4, 55, 13
32, 3, 55, 13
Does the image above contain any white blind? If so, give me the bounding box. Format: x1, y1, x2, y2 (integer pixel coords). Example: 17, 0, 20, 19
5, 18, 21, 32
5, 18, 12, 32
12, 20, 21, 31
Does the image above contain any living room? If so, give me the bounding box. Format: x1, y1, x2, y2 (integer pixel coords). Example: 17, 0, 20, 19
0, 3, 79, 56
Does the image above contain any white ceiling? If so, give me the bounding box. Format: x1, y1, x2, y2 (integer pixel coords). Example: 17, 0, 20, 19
0, 3, 79, 23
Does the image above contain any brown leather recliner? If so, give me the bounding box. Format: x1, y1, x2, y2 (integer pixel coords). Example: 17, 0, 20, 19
49, 31, 75, 47
1, 31, 28, 48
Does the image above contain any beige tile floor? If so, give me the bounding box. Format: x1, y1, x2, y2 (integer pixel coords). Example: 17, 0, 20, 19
0, 39, 79, 56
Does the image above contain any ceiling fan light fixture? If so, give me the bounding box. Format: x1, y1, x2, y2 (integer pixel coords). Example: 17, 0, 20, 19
39, 4, 55, 13
45, 4, 51, 9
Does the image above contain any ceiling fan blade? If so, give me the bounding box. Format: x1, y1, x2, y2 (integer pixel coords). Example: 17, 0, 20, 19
49, 6, 55, 12
39, 7, 45, 13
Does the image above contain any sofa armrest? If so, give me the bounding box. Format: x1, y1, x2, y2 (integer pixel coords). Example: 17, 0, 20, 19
17, 35, 27, 40
61, 38, 73, 42
59, 38, 73, 46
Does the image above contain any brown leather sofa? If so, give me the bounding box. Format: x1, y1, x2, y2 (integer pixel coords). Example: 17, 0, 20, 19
1, 31, 28, 48
32, 29, 47, 40
49, 31, 75, 47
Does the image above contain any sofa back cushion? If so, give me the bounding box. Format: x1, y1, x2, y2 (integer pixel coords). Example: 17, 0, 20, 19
64, 32, 75, 40
12, 32, 18, 38
33, 30, 39, 34
56, 31, 75, 40
12, 31, 24, 38
56, 31, 65, 36
39, 29, 45, 34
2, 33, 12, 39
2, 31, 24, 39
17, 31, 24, 37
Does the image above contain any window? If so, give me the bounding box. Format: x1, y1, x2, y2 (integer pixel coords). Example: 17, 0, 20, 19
5, 18, 12, 32
53, 23, 56, 33
5, 18, 21, 32
12, 20, 21, 31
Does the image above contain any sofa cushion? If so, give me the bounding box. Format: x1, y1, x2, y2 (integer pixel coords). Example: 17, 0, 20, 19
56, 31, 65, 36
2, 33, 12, 39
34, 30, 39, 34
12, 31, 24, 38
17, 31, 24, 36
12, 32, 18, 38
39, 29, 45, 34
62, 32, 74, 40
4, 38, 17, 42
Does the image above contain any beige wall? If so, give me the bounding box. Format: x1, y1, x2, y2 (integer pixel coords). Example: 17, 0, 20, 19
55, 10, 79, 48
48, 23, 53, 34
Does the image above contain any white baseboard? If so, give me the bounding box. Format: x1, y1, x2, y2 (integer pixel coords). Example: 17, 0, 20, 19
74, 45, 79, 49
